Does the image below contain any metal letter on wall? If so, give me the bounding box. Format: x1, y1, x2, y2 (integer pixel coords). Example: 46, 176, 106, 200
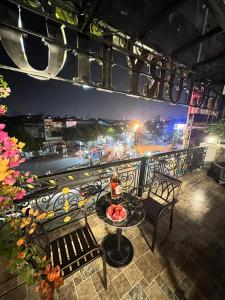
168, 71, 184, 103
73, 34, 91, 85
145, 59, 166, 99
127, 48, 150, 95
0, 0, 223, 113
0, 2, 67, 80
99, 36, 113, 90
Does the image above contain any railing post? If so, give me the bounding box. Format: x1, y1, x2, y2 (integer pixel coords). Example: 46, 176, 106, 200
138, 157, 147, 197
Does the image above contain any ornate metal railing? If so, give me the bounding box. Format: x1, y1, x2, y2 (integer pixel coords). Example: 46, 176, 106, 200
14, 147, 207, 231
143, 146, 207, 185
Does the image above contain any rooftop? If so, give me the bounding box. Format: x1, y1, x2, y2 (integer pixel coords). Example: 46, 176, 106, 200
1, 169, 225, 300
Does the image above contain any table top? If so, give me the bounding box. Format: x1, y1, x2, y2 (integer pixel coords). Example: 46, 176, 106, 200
95, 193, 145, 228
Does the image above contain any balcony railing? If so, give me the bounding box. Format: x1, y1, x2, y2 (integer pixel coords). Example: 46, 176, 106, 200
16, 147, 207, 231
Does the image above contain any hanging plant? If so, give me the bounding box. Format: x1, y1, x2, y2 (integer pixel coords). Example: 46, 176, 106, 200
90, 22, 104, 37
207, 120, 225, 142
23, 0, 41, 9
55, 4, 78, 25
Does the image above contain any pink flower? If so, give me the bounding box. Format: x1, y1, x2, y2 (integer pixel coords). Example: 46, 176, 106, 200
9, 156, 25, 168
4, 176, 16, 186
0, 131, 8, 141
27, 177, 33, 183
0, 196, 8, 204
15, 189, 26, 200
13, 171, 20, 178
0, 105, 7, 115
24, 171, 30, 177
0, 123, 6, 130
3, 139, 14, 150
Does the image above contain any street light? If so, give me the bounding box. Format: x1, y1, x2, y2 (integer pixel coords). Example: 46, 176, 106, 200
133, 122, 144, 144
133, 124, 139, 132
133, 124, 140, 145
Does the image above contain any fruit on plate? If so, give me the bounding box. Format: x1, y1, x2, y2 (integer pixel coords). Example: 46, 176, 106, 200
106, 204, 127, 221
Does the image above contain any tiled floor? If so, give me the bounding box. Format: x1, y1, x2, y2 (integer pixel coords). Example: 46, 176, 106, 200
1, 173, 225, 300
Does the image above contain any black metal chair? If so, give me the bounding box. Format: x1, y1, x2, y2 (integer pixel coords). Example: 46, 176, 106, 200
131, 171, 182, 252
42, 209, 107, 288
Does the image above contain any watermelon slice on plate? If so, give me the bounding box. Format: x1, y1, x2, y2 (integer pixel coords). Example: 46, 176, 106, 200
106, 204, 127, 222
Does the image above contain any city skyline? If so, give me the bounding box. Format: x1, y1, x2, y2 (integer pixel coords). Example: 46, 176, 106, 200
1, 70, 188, 121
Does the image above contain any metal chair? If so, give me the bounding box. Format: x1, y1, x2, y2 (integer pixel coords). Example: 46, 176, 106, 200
42, 209, 107, 288
131, 171, 182, 252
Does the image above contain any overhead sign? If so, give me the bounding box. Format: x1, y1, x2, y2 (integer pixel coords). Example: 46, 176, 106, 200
0, 0, 223, 113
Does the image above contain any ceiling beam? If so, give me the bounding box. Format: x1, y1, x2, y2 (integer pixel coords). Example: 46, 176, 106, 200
138, 0, 187, 40
192, 52, 225, 69
205, 0, 225, 31
172, 26, 223, 57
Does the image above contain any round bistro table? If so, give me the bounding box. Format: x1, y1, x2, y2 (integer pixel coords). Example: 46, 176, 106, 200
95, 192, 145, 268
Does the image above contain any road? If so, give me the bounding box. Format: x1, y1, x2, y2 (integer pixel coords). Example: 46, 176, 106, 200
18, 137, 177, 176
18, 156, 88, 175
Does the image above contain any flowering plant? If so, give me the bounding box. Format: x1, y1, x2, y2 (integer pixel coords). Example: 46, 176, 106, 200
0, 207, 63, 300
0, 124, 36, 207
0, 75, 11, 98
0, 75, 35, 207
0, 75, 63, 300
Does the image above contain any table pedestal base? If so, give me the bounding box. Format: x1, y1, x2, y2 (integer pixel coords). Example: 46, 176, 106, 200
102, 233, 134, 268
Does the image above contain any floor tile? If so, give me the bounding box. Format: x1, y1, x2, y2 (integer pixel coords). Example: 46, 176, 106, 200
80, 264, 95, 280
91, 271, 105, 293
135, 256, 157, 284
112, 273, 131, 299
98, 284, 119, 300
76, 278, 97, 300
129, 283, 148, 300
139, 278, 148, 290
124, 264, 142, 286
58, 282, 77, 300
74, 273, 82, 286
145, 281, 167, 300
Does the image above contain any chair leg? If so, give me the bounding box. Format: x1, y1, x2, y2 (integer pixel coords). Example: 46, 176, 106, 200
101, 249, 107, 290
138, 225, 152, 251
151, 220, 158, 252
170, 207, 174, 231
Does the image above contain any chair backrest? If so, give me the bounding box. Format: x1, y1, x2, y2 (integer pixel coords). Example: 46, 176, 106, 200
148, 171, 182, 203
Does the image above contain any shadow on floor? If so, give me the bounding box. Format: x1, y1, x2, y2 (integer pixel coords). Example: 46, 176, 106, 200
138, 176, 225, 300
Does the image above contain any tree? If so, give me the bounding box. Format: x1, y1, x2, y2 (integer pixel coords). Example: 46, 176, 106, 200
208, 120, 225, 142
79, 125, 98, 145
62, 127, 83, 142
7, 128, 42, 152
107, 127, 115, 137
106, 126, 122, 138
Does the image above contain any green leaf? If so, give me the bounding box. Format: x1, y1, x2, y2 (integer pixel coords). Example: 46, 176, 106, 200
20, 265, 35, 285
27, 184, 34, 189
49, 179, 56, 185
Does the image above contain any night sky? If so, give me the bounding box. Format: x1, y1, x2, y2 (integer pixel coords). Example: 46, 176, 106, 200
1, 69, 188, 121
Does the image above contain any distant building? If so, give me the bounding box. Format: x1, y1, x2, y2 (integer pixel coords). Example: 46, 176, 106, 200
2, 115, 45, 139
184, 110, 217, 147
163, 118, 186, 142
1, 115, 128, 150
43, 117, 63, 144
